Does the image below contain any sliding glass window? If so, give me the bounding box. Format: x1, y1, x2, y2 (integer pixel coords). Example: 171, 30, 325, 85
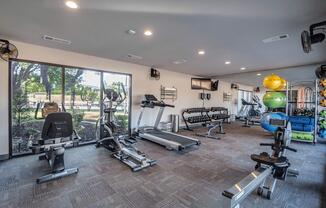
10, 61, 63, 156
9, 59, 131, 157
64, 68, 101, 144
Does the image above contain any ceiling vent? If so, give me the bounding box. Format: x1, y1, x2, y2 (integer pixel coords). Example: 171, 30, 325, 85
127, 54, 143, 60
126, 29, 136, 35
42, 35, 71, 45
173, 59, 187, 64
262, 34, 289, 43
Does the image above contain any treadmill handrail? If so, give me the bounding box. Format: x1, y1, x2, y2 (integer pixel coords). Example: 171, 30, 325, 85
141, 100, 175, 108
164, 103, 175, 108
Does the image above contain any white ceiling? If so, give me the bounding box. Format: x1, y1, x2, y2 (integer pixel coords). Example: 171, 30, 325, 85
0, 0, 326, 76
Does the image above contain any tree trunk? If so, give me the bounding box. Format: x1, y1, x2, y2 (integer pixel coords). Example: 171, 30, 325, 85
40, 65, 52, 101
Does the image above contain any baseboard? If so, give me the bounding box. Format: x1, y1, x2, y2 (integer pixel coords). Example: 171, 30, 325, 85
0, 154, 9, 161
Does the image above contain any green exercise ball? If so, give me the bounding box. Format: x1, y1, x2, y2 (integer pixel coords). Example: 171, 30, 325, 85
263, 92, 286, 108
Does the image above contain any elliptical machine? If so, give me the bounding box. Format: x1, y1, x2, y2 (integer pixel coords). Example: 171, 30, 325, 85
95, 83, 156, 171
238, 95, 263, 127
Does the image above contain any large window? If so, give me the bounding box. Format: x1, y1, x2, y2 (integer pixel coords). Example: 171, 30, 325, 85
9, 59, 131, 157
64, 68, 101, 144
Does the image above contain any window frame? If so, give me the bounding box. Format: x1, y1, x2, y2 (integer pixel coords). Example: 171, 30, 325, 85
8, 58, 132, 158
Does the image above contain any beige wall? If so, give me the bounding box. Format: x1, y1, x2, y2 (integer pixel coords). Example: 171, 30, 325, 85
0, 40, 254, 157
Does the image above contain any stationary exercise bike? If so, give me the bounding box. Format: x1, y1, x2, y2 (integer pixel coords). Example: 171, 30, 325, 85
29, 102, 80, 183
95, 83, 156, 171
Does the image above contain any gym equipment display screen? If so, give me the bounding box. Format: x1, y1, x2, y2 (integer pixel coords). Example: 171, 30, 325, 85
191, 78, 211, 90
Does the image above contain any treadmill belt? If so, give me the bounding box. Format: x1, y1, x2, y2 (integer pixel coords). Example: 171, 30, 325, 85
148, 130, 198, 147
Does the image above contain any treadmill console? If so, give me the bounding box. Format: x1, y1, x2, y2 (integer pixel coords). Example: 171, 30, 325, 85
145, 94, 158, 101
141, 94, 175, 108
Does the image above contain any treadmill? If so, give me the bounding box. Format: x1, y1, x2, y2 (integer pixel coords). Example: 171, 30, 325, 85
135, 94, 200, 151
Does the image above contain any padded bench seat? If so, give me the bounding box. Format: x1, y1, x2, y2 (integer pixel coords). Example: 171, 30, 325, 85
251, 152, 288, 168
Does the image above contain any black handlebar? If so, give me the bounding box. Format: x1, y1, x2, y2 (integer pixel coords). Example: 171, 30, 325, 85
165, 104, 175, 108
141, 100, 175, 108
260, 143, 297, 152
260, 143, 273, 146
285, 146, 297, 152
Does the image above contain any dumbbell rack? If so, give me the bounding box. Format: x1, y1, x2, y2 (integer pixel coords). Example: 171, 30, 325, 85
182, 107, 231, 131
182, 108, 211, 131
210, 107, 231, 123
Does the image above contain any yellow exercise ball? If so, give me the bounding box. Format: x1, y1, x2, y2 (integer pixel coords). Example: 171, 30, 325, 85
263, 74, 282, 90
320, 78, 326, 87
275, 79, 286, 91
320, 99, 326, 107
320, 89, 326, 97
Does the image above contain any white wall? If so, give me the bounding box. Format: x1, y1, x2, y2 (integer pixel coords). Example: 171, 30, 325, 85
0, 59, 9, 158
0, 40, 255, 157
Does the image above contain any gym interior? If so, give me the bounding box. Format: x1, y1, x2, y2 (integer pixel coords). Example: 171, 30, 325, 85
0, 1, 325, 208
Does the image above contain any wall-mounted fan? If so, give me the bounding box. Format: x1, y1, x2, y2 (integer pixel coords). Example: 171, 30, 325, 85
0, 39, 18, 61
301, 21, 326, 53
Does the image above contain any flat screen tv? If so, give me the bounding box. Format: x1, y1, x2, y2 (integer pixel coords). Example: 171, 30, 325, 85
191, 78, 212, 90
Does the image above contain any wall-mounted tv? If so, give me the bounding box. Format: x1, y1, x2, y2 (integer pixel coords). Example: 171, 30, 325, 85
191, 78, 212, 90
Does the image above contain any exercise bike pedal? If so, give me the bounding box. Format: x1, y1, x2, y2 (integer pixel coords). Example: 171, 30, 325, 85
266, 191, 272, 199
257, 187, 264, 196
39, 154, 47, 161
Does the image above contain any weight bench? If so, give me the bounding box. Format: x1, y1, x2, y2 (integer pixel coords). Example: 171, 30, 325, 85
195, 120, 223, 139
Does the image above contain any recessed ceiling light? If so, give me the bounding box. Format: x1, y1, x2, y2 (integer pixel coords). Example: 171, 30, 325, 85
198, 50, 205, 55
240, 67, 246, 70
257, 73, 262, 76
225, 61, 231, 65
65, 1, 79, 9
144, 30, 153, 36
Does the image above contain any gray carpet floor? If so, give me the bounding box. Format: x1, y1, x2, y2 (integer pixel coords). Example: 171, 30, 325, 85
0, 122, 325, 208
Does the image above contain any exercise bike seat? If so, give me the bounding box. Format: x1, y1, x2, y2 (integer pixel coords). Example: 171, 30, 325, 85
251, 152, 288, 168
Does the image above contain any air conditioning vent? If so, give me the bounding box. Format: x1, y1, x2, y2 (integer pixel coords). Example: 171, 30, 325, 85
262, 34, 289, 43
127, 54, 143, 60
42, 35, 71, 45
173, 59, 187, 64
